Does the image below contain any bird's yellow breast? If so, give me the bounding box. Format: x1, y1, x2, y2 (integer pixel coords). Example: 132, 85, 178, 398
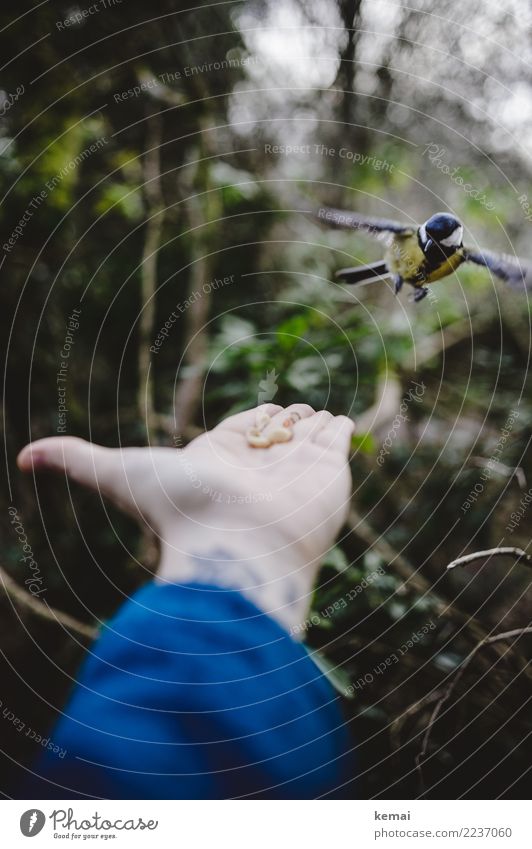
385, 234, 464, 285
424, 249, 465, 283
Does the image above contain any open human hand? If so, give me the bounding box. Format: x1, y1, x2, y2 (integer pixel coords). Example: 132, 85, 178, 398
17, 403, 355, 632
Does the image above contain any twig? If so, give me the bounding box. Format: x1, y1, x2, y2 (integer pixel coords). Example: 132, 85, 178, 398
390, 689, 445, 752
137, 109, 164, 436
347, 511, 532, 676
0, 564, 97, 641
416, 624, 532, 790
446, 547, 532, 572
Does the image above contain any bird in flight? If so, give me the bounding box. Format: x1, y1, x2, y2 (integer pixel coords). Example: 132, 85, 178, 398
317, 207, 532, 302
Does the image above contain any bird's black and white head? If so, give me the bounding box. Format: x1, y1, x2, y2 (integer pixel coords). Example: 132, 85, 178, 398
419, 213, 463, 254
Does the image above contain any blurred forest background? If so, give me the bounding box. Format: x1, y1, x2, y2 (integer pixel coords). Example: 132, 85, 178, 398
1, 0, 532, 798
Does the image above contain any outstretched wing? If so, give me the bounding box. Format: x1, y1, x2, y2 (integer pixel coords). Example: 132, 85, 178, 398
316, 206, 415, 238
463, 246, 532, 291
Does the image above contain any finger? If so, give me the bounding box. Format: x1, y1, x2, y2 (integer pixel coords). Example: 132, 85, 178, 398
215, 403, 283, 433
292, 410, 334, 441
313, 415, 356, 455
265, 403, 316, 433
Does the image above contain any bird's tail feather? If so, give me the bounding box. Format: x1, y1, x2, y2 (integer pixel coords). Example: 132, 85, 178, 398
335, 260, 390, 285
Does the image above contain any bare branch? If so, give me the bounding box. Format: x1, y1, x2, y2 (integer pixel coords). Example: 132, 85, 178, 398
446, 547, 532, 572
0, 564, 96, 641
416, 624, 532, 790
347, 510, 532, 679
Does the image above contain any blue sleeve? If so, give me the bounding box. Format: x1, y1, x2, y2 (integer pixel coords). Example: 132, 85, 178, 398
30, 582, 354, 799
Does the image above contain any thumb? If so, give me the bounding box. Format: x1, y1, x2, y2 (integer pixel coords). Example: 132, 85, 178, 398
17, 437, 145, 520
18, 436, 112, 485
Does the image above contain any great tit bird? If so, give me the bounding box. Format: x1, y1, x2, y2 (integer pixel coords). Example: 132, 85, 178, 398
317, 207, 532, 302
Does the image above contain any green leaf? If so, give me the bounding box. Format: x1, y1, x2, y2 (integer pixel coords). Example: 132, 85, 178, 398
351, 432, 375, 454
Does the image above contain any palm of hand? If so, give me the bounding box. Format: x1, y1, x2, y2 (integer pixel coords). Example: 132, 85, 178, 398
17, 403, 354, 578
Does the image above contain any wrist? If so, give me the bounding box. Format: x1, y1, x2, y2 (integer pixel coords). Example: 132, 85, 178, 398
157, 533, 321, 636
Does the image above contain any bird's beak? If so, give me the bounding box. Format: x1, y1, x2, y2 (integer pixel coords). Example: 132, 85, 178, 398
424, 238, 434, 252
